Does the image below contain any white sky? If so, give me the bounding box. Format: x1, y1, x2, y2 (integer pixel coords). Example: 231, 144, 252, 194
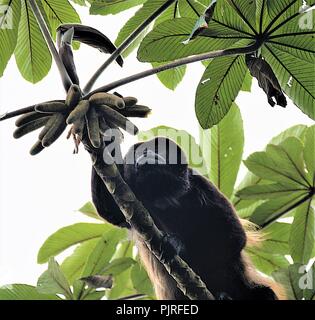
0, 5, 313, 286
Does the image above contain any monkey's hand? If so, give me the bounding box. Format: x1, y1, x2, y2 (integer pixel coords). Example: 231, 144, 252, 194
159, 233, 185, 264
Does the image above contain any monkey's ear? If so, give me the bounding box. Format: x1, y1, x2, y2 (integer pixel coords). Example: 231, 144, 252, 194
57, 24, 123, 67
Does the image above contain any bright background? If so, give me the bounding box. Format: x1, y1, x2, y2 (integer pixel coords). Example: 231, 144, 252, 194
0, 5, 313, 286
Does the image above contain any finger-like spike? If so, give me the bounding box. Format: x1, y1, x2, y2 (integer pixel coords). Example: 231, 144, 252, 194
97, 104, 138, 135
66, 84, 82, 108
67, 100, 90, 124
38, 116, 56, 140
30, 140, 45, 156
42, 114, 67, 147
123, 96, 138, 107
86, 107, 101, 148
120, 105, 152, 118
13, 117, 50, 139
35, 101, 69, 114
89, 93, 125, 109
15, 111, 48, 127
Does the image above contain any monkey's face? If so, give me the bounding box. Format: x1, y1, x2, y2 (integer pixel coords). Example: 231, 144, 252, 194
123, 138, 190, 203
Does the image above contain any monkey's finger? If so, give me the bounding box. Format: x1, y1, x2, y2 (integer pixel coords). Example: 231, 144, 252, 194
35, 101, 68, 114
120, 105, 151, 118
97, 104, 138, 135
89, 93, 125, 109
42, 114, 67, 147
86, 108, 101, 148
66, 84, 82, 109
13, 117, 50, 139
123, 96, 138, 107
30, 140, 45, 156
67, 100, 90, 124
15, 111, 48, 127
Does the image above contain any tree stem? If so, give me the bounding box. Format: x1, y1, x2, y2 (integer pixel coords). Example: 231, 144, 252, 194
83, 0, 177, 93
85, 41, 260, 98
28, 0, 72, 91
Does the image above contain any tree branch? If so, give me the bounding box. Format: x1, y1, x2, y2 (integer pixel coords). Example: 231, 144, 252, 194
85, 41, 260, 98
89, 147, 215, 300
28, 0, 73, 91
83, 0, 177, 93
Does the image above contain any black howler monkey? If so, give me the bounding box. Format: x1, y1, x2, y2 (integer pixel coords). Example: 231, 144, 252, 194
91, 137, 283, 300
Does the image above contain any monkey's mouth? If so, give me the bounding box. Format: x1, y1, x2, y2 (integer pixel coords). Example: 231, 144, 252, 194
136, 151, 166, 166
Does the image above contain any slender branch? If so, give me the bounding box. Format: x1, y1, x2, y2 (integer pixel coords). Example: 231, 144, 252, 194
88, 147, 215, 300
83, 0, 177, 93
85, 41, 261, 98
28, 0, 72, 92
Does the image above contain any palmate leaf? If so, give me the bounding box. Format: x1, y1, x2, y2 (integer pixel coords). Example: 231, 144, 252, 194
289, 199, 315, 264
195, 54, 247, 128
246, 247, 289, 276
61, 238, 99, 284
0, 0, 21, 76
272, 264, 305, 300
42, 0, 81, 40
0, 284, 60, 300
200, 103, 244, 198
151, 62, 186, 90
304, 125, 315, 184
37, 223, 112, 263
233, 125, 308, 212
14, 0, 52, 83
90, 0, 146, 15
250, 191, 309, 226
138, 17, 244, 62
262, 44, 315, 121
37, 258, 72, 298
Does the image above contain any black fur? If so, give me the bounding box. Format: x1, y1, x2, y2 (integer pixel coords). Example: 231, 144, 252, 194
91, 137, 278, 300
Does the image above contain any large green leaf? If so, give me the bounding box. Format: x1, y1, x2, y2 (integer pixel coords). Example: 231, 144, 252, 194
130, 263, 154, 297
195, 55, 247, 128
37, 223, 112, 263
90, 0, 146, 15
138, 18, 242, 62
151, 62, 186, 90
37, 258, 72, 299
78, 201, 103, 220
289, 199, 315, 264
61, 238, 99, 284
199, 103, 244, 198
246, 247, 289, 275
42, 0, 81, 39
250, 191, 309, 226
262, 44, 315, 121
237, 183, 307, 200
0, 0, 21, 76
0, 284, 60, 300
14, 0, 52, 83
260, 222, 290, 255
272, 264, 305, 300
233, 125, 308, 212
304, 125, 315, 185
